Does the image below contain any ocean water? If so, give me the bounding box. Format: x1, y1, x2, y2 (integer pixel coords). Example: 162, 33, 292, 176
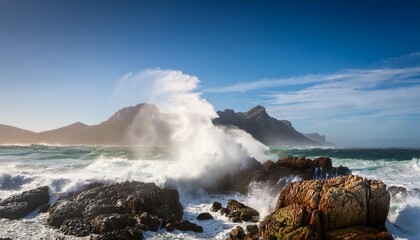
0, 145, 419, 239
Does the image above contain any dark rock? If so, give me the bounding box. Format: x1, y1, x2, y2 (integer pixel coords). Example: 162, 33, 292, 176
90, 226, 143, 240
164, 222, 175, 232
210, 201, 222, 212
0, 186, 49, 219
39, 203, 50, 213
262, 160, 277, 172
197, 212, 213, 220
325, 225, 393, 240
134, 212, 160, 231
59, 218, 90, 236
91, 214, 136, 233
230, 226, 245, 240
245, 224, 259, 240
226, 200, 259, 222
47, 181, 183, 238
175, 220, 202, 232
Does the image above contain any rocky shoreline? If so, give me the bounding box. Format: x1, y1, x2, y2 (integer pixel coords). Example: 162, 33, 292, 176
0, 156, 393, 239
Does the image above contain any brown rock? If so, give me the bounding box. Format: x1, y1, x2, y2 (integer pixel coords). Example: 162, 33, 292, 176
211, 201, 222, 212
230, 226, 245, 240
264, 175, 391, 239
325, 225, 393, 240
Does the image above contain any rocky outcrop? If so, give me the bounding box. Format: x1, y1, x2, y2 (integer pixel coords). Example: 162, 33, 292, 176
260, 175, 392, 240
46, 181, 199, 238
0, 186, 49, 219
213, 105, 319, 146
212, 199, 259, 223
227, 156, 351, 195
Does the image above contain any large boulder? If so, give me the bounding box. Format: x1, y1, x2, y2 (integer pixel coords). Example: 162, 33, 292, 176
261, 175, 392, 239
0, 186, 49, 219
47, 181, 187, 238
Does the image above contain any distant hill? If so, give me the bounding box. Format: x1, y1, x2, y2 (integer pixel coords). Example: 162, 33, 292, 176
213, 105, 319, 146
304, 133, 333, 146
0, 103, 327, 146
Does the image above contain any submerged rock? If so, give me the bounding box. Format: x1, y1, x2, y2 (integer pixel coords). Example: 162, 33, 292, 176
261, 175, 392, 239
197, 212, 213, 220
0, 186, 49, 219
47, 181, 192, 238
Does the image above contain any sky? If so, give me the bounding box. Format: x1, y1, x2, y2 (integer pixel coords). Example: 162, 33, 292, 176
0, 0, 420, 147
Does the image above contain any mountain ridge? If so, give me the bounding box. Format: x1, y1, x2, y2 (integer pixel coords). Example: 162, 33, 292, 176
0, 104, 326, 146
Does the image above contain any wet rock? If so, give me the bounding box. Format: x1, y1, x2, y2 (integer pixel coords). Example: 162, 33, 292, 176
226, 199, 259, 222
47, 181, 182, 237
262, 175, 391, 239
91, 214, 136, 233
134, 212, 160, 231
39, 203, 50, 213
197, 212, 213, 220
245, 224, 259, 240
0, 186, 49, 219
175, 220, 202, 232
211, 201, 222, 212
164, 222, 175, 232
59, 218, 90, 236
90, 226, 143, 240
230, 226, 245, 240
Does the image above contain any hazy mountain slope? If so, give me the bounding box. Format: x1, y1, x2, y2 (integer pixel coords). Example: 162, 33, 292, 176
213, 105, 319, 146
0, 124, 36, 144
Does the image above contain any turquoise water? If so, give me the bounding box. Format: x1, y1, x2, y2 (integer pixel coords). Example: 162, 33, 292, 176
0, 145, 419, 239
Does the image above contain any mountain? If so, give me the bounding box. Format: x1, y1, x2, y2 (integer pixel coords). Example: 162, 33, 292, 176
304, 133, 333, 146
0, 103, 160, 146
0, 124, 36, 144
0, 103, 324, 146
213, 105, 319, 146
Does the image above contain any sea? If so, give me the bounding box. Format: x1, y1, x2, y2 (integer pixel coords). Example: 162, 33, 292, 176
0, 145, 419, 239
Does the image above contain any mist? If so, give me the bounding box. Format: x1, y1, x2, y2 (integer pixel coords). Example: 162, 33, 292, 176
114, 68, 275, 191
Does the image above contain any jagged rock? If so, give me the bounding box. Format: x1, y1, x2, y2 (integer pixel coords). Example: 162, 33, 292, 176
262, 175, 391, 239
47, 181, 182, 237
325, 225, 393, 240
211, 201, 222, 212
225, 199, 259, 222
245, 224, 259, 240
90, 226, 144, 240
59, 218, 90, 236
134, 212, 160, 231
197, 212, 213, 220
91, 214, 136, 233
0, 186, 49, 219
229, 226, 245, 240
260, 204, 320, 240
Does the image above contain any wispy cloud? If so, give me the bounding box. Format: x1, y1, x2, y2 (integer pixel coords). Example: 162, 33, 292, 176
205, 55, 420, 143
204, 67, 420, 93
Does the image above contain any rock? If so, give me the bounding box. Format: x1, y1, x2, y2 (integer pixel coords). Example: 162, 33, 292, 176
211, 201, 222, 212
262, 160, 277, 171
47, 181, 183, 237
59, 218, 90, 236
226, 199, 259, 222
39, 203, 50, 213
164, 222, 175, 232
245, 224, 259, 240
175, 220, 202, 232
91, 214, 136, 233
90, 226, 143, 240
262, 175, 391, 239
0, 186, 49, 219
230, 226, 245, 240
134, 212, 160, 231
197, 212, 213, 220
325, 225, 393, 240
259, 204, 319, 240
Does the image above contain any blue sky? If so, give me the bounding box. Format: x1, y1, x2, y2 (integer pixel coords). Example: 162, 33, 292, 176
1, 0, 419, 146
